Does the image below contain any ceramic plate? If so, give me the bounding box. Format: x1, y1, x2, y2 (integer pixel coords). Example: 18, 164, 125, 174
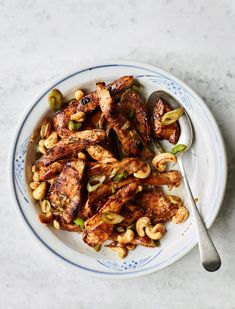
9, 60, 227, 278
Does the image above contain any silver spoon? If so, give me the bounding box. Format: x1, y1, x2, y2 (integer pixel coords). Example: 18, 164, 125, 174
148, 90, 221, 272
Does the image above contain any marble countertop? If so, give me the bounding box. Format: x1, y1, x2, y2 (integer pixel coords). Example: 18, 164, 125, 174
1, 0, 235, 308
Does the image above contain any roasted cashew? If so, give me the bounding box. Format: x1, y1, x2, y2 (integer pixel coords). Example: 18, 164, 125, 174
32, 181, 47, 200
152, 153, 177, 172
70, 111, 85, 122
133, 163, 151, 179
172, 207, 189, 224
145, 223, 165, 240
117, 229, 135, 245
136, 217, 151, 237
111, 246, 127, 258
44, 131, 58, 149
74, 89, 84, 101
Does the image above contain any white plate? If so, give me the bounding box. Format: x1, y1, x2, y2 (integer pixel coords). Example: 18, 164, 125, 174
9, 60, 227, 278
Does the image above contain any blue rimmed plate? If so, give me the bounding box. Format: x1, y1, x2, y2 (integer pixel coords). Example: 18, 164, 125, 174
9, 60, 227, 278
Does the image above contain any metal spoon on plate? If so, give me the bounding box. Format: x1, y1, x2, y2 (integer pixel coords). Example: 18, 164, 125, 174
148, 91, 221, 272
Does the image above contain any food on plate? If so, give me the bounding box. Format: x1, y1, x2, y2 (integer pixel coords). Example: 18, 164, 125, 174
29, 76, 188, 258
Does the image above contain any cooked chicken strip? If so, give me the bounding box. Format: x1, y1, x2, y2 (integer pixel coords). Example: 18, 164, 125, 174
83, 182, 138, 247
117, 204, 144, 229
77, 76, 134, 113
86, 144, 117, 164
153, 98, 180, 144
53, 100, 78, 138
48, 159, 86, 223
137, 191, 182, 223
83, 170, 181, 218
53, 76, 133, 138
39, 161, 68, 180
97, 82, 147, 157
38, 129, 105, 166
82, 177, 138, 218
88, 157, 147, 178
144, 170, 181, 188
120, 90, 151, 143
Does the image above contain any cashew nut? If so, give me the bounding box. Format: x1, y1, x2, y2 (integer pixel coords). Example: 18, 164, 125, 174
152, 153, 177, 172
172, 207, 189, 224
40, 200, 51, 214
30, 181, 40, 190
74, 89, 84, 101
133, 163, 151, 179
53, 219, 60, 230
40, 119, 51, 139
38, 139, 47, 154
70, 111, 85, 122
136, 217, 151, 237
32, 171, 40, 182
145, 223, 165, 240
110, 246, 127, 258
32, 181, 47, 200
117, 229, 135, 245
44, 131, 58, 149
77, 152, 87, 160
126, 244, 136, 251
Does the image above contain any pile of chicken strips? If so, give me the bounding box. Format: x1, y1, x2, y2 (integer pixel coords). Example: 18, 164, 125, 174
30, 76, 189, 258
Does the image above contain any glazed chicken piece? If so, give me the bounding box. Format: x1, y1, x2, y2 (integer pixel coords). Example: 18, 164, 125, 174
83, 170, 181, 218
54, 76, 134, 138
153, 98, 180, 144
120, 90, 151, 143
83, 182, 138, 247
117, 204, 145, 229
144, 170, 181, 188
48, 159, 86, 223
86, 144, 117, 164
82, 177, 139, 218
137, 191, 183, 224
88, 157, 147, 178
39, 160, 69, 180
38, 129, 105, 166
96, 82, 148, 157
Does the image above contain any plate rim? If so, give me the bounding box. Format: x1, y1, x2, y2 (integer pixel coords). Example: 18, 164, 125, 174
8, 60, 228, 278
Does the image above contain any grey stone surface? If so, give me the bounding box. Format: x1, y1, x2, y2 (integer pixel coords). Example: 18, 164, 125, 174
0, 0, 234, 308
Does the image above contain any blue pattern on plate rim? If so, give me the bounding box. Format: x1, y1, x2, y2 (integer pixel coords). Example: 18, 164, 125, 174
14, 136, 30, 203
12, 62, 225, 275
97, 250, 162, 271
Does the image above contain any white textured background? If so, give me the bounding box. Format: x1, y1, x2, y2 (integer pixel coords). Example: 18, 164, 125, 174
1, 0, 235, 308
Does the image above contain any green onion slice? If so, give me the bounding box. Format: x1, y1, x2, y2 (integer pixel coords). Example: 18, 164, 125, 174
161, 108, 184, 126
101, 212, 124, 224
113, 170, 128, 182
170, 144, 187, 155
87, 175, 105, 192
73, 217, 85, 228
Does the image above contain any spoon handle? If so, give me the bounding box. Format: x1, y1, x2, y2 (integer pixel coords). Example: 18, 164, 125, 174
177, 156, 221, 272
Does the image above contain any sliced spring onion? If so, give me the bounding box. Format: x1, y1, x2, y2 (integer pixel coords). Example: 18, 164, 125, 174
170, 144, 187, 155
101, 212, 124, 224
128, 109, 134, 119
109, 167, 119, 179
73, 217, 85, 228
154, 240, 161, 247
111, 185, 115, 194
168, 196, 179, 205
94, 245, 101, 252
87, 175, 105, 192
161, 108, 184, 126
48, 89, 63, 111
113, 170, 128, 182
67, 120, 82, 131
